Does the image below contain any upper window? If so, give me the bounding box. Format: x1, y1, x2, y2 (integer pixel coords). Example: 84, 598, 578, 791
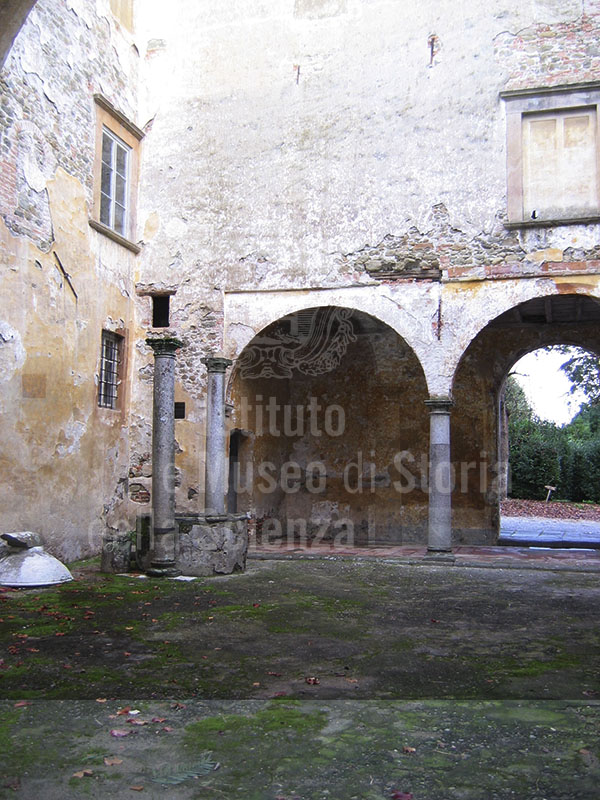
501, 82, 600, 227
90, 95, 143, 252
100, 128, 130, 236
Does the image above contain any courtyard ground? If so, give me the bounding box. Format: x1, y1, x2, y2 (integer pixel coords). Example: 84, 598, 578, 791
1, 555, 599, 798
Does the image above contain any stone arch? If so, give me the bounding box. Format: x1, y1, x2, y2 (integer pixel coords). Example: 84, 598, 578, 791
451, 292, 600, 544
0, 0, 37, 67
223, 287, 436, 392
226, 305, 431, 546
439, 280, 600, 398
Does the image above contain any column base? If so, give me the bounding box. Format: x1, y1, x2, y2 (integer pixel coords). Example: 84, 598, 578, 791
425, 549, 456, 563
146, 562, 181, 577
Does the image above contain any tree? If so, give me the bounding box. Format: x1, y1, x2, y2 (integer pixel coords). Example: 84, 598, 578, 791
504, 374, 533, 421
555, 346, 600, 405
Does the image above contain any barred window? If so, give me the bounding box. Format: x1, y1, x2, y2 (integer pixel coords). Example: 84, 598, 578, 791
98, 331, 122, 409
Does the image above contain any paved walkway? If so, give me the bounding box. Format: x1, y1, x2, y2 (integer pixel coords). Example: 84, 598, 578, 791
249, 538, 600, 573
499, 515, 600, 548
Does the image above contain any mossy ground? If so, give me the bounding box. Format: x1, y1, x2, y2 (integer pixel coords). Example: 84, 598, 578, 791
1, 557, 599, 796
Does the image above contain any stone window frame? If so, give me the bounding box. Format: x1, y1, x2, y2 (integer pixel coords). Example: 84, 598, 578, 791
97, 328, 127, 411
90, 95, 143, 253
501, 81, 600, 229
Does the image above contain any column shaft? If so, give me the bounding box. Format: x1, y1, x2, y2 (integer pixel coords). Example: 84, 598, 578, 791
146, 338, 183, 575
202, 356, 232, 516
425, 398, 453, 553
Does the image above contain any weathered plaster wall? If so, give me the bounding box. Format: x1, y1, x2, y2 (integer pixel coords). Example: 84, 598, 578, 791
126, 0, 600, 539
4, 0, 600, 552
0, 0, 141, 560
133, 0, 600, 384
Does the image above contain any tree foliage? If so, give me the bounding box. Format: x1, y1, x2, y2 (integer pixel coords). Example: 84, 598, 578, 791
556, 346, 600, 405
505, 370, 600, 502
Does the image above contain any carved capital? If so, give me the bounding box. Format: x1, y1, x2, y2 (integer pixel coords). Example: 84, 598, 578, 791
146, 337, 184, 357
202, 356, 232, 374
424, 396, 453, 414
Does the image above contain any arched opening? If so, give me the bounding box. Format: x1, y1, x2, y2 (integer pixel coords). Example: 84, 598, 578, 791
452, 293, 600, 544
227, 306, 429, 546
501, 344, 600, 512
0, 0, 37, 67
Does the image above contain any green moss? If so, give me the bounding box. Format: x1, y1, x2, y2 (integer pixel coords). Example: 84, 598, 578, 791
185, 701, 327, 750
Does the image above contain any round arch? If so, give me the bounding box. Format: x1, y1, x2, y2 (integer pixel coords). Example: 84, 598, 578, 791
223, 286, 436, 393
440, 281, 600, 397
0, 0, 37, 67
225, 305, 431, 547
450, 292, 600, 545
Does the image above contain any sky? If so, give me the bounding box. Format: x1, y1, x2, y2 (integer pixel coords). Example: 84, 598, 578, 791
511, 348, 587, 426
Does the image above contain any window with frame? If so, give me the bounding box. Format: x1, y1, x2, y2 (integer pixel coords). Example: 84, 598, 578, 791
90, 95, 143, 252
501, 82, 600, 227
100, 128, 130, 236
98, 330, 123, 409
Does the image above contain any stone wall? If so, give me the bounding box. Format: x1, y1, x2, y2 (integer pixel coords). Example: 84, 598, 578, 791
0, 0, 141, 560
3, 1, 600, 553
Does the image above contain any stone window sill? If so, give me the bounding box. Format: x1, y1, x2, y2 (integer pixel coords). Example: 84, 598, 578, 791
89, 219, 141, 254
504, 215, 600, 231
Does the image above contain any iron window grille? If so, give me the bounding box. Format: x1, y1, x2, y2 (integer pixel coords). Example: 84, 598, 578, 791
100, 127, 130, 236
98, 331, 122, 409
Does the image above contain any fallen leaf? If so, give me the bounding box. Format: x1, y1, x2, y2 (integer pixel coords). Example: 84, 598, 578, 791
110, 729, 132, 738
130, 786, 144, 791
162, 726, 174, 732
151, 717, 166, 723
305, 677, 320, 685
13, 701, 32, 708
104, 757, 123, 766
127, 719, 148, 726
430, 618, 441, 624
252, 682, 261, 687
267, 671, 282, 677
402, 746, 416, 754
391, 792, 413, 800
72, 770, 94, 778
345, 678, 359, 684
95, 698, 107, 703
117, 706, 131, 715
171, 702, 186, 710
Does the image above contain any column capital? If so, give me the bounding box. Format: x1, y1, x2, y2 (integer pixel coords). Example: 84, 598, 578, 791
146, 337, 184, 356
425, 396, 453, 413
202, 355, 232, 373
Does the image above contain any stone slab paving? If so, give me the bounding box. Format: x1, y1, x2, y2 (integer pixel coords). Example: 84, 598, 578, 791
248, 540, 600, 571
500, 515, 600, 548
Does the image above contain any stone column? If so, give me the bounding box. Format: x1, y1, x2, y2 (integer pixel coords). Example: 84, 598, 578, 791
202, 355, 232, 516
425, 396, 454, 558
146, 337, 184, 576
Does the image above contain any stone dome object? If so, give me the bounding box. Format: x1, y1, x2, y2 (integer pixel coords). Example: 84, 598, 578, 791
0, 532, 73, 587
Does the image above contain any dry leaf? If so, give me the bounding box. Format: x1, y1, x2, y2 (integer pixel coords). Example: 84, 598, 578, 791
72, 769, 93, 778
130, 786, 144, 791
402, 746, 416, 754
103, 757, 123, 766
95, 698, 107, 703
110, 729, 131, 738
